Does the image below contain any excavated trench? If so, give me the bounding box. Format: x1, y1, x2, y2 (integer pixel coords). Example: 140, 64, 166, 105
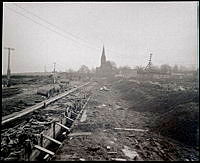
1, 83, 93, 161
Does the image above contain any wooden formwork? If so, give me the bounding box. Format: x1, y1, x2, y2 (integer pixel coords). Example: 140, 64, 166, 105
29, 117, 67, 161
27, 95, 91, 161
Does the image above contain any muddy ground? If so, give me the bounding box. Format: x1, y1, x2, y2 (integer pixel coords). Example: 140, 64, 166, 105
2, 75, 82, 117
53, 77, 199, 161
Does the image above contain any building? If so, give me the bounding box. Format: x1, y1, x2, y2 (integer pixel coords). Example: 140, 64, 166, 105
96, 46, 116, 77
116, 68, 137, 78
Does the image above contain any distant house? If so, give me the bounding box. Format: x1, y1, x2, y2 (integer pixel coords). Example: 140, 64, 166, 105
171, 72, 185, 79
137, 70, 171, 79
118, 68, 137, 78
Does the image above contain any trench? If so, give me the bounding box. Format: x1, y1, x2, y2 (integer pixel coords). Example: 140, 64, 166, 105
1, 82, 93, 161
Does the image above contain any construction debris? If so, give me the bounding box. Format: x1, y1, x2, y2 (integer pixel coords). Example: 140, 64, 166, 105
100, 86, 110, 91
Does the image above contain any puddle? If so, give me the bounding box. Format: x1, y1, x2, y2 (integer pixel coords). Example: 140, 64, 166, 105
80, 110, 87, 122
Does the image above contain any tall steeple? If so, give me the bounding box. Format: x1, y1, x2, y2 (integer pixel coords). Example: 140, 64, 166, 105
101, 45, 106, 67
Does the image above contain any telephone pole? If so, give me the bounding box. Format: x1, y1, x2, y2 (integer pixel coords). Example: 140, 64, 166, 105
53, 62, 56, 84
53, 62, 56, 73
4, 47, 15, 86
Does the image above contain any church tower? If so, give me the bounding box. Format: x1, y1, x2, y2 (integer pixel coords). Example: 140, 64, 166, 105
101, 45, 106, 67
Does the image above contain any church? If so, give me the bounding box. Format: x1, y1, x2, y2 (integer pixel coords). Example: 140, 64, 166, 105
96, 46, 116, 77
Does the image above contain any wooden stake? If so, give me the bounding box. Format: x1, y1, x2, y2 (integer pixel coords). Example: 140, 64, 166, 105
56, 122, 70, 131
34, 145, 55, 156
43, 134, 62, 145
53, 122, 56, 138
40, 134, 43, 147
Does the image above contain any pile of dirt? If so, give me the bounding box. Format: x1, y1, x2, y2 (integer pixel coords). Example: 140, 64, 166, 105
113, 80, 198, 113
112, 79, 199, 147
152, 102, 199, 147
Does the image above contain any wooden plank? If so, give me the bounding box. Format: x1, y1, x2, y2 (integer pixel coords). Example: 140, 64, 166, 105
114, 128, 148, 132
43, 134, 62, 145
34, 145, 55, 156
2, 82, 90, 126
70, 96, 91, 130
66, 116, 74, 122
29, 118, 67, 161
56, 122, 70, 131
43, 154, 49, 160
68, 132, 92, 137
71, 111, 78, 115
111, 158, 127, 161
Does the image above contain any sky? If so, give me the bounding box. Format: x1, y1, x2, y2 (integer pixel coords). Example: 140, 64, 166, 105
2, 2, 198, 74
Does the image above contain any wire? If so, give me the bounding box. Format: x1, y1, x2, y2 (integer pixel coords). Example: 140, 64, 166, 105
11, 3, 128, 58
4, 4, 132, 62
5, 5, 101, 52
13, 3, 101, 51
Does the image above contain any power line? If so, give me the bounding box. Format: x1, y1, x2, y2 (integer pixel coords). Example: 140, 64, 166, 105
10, 4, 127, 58
5, 5, 100, 52
13, 3, 101, 52
5, 4, 132, 60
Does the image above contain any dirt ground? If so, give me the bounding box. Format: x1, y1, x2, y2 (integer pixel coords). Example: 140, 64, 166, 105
2, 75, 83, 117
53, 78, 199, 161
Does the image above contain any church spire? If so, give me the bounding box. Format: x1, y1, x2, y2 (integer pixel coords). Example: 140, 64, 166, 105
101, 45, 106, 67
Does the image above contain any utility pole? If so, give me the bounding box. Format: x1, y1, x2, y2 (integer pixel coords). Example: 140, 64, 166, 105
145, 53, 153, 71
53, 62, 56, 84
4, 47, 15, 87
53, 62, 56, 73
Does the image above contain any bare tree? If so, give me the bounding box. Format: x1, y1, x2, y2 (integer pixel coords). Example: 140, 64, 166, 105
173, 65, 179, 73
160, 64, 172, 74
78, 65, 90, 74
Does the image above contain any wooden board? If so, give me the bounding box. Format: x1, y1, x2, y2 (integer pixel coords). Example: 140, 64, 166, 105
29, 118, 67, 161
2, 82, 90, 126
34, 145, 55, 156
56, 122, 70, 131
68, 132, 92, 137
114, 128, 148, 132
66, 116, 74, 122
43, 134, 62, 145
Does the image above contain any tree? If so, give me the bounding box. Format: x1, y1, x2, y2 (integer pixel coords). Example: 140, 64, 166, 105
173, 65, 179, 73
90, 67, 96, 74
78, 65, 90, 74
110, 61, 117, 69
151, 66, 160, 73
119, 66, 132, 74
160, 64, 172, 74
136, 66, 144, 73
179, 65, 189, 72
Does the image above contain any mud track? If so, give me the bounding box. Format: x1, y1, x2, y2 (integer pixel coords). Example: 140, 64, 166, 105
53, 78, 199, 161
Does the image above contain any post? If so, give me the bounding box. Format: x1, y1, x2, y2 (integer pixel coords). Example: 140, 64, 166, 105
24, 139, 31, 161
4, 47, 15, 87
53, 121, 56, 138
40, 134, 43, 147
7, 50, 11, 80
53, 62, 56, 84
43, 101, 46, 108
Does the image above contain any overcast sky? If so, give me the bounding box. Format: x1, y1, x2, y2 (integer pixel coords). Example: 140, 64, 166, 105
2, 2, 198, 74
